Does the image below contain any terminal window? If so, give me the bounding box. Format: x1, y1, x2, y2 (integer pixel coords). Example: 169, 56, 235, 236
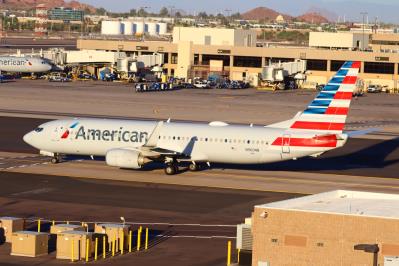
194, 54, 199, 65
331, 60, 347, 72
233, 56, 262, 68
202, 54, 230, 66
171, 53, 178, 64
204, 36, 211, 45
306, 59, 327, 71
364, 62, 394, 74
163, 53, 169, 64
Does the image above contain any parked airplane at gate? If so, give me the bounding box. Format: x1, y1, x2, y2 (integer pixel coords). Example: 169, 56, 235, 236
24, 61, 367, 175
0, 56, 52, 73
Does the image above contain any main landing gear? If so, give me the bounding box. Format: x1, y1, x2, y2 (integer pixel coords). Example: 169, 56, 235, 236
50, 154, 62, 164
188, 162, 199, 172
164, 162, 179, 175
163, 160, 210, 175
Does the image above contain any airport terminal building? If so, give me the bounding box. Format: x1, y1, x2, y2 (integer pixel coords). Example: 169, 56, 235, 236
78, 28, 399, 89
251, 190, 399, 266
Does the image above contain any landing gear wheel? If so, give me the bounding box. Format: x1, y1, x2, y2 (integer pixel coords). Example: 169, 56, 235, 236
188, 163, 199, 172
50, 157, 60, 164
164, 163, 178, 175
51, 154, 61, 164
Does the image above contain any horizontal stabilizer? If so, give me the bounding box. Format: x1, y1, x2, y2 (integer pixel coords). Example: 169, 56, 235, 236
345, 128, 379, 137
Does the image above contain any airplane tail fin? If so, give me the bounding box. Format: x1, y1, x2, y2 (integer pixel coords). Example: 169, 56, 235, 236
289, 61, 361, 133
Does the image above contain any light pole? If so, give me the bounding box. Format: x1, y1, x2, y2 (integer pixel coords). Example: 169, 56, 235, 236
140, 6, 150, 41
224, 9, 231, 26
360, 12, 368, 51
168, 5, 175, 18
168, 5, 175, 25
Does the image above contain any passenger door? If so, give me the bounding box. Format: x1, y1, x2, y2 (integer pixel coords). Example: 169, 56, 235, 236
282, 134, 291, 154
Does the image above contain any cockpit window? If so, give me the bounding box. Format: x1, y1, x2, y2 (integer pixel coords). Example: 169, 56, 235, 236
34, 127, 44, 132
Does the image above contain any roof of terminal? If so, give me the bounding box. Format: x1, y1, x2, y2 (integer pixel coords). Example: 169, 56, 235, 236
256, 190, 399, 219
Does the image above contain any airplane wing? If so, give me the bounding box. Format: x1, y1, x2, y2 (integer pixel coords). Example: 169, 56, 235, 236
134, 120, 192, 160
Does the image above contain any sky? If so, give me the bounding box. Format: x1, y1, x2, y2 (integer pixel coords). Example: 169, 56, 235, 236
78, 0, 399, 23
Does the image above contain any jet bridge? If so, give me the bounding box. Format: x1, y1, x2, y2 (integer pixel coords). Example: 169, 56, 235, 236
260, 60, 307, 90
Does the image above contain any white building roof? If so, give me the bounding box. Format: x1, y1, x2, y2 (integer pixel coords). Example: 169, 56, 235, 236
256, 190, 399, 219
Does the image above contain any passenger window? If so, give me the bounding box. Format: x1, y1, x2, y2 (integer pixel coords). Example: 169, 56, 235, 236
173, 136, 176, 140
247, 140, 250, 144
205, 138, 208, 142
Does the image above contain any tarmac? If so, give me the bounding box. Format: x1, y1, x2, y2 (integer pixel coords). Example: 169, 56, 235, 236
0, 79, 398, 265
0, 37, 77, 54
0, 80, 399, 133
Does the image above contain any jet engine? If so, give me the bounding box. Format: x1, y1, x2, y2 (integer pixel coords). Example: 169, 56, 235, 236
106, 149, 149, 169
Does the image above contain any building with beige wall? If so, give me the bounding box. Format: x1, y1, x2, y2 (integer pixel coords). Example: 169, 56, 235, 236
251, 190, 399, 266
172, 27, 257, 47
371, 34, 399, 52
77, 38, 399, 89
309, 32, 370, 50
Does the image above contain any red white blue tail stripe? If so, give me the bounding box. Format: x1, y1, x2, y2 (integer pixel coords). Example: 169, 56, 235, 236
290, 61, 360, 133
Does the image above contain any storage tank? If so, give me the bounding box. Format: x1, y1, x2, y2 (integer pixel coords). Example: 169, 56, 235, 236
146, 22, 157, 36
158, 23, 167, 35
134, 21, 145, 35
122, 21, 134, 35
101, 21, 122, 35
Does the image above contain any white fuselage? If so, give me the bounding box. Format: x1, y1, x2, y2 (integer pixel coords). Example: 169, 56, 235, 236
0, 56, 52, 73
23, 118, 345, 165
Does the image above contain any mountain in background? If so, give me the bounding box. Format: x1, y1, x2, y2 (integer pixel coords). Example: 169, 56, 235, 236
241, 7, 330, 23
0, 0, 96, 13
263, 0, 399, 23
240, 7, 293, 22
296, 12, 330, 24
306, 6, 338, 22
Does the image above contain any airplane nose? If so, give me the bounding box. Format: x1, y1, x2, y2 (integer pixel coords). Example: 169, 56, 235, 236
23, 131, 33, 145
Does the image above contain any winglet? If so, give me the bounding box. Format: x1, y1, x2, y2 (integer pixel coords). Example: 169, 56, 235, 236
145, 121, 164, 147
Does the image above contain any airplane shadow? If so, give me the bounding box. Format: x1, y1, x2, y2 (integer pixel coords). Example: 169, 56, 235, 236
212, 137, 399, 176
0, 80, 16, 83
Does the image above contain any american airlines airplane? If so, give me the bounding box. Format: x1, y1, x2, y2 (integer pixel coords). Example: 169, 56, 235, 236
23, 61, 366, 175
0, 56, 52, 73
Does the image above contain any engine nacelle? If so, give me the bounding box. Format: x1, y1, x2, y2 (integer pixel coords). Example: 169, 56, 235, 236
106, 149, 148, 169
